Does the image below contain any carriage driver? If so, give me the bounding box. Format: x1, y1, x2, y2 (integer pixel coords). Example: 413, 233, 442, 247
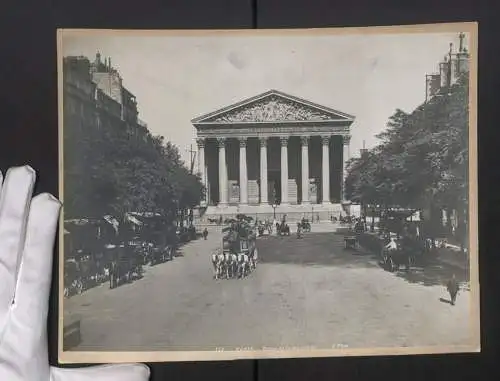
384, 237, 398, 251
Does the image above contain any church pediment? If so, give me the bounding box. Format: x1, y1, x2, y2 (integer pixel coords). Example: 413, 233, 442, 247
192, 90, 354, 125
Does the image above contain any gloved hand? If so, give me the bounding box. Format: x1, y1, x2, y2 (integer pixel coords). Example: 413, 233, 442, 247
0, 166, 150, 381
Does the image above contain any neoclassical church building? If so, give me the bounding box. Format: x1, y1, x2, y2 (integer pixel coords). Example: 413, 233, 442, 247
192, 90, 355, 219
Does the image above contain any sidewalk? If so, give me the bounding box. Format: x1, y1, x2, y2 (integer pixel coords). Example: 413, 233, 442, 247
434, 246, 469, 271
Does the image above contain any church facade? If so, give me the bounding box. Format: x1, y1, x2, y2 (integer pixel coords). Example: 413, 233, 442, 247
191, 90, 355, 218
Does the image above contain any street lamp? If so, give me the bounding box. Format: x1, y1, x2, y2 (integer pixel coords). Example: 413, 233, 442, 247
270, 188, 278, 220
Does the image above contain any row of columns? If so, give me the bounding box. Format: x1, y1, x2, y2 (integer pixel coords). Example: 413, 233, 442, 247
197, 135, 350, 206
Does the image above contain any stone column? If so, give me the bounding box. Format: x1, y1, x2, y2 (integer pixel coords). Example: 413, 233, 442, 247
259, 137, 268, 205
238, 137, 248, 205
342, 135, 351, 201
217, 137, 228, 206
321, 135, 331, 204
280, 136, 289, 205
196, 138, 206, 205
301, 136, 310, 205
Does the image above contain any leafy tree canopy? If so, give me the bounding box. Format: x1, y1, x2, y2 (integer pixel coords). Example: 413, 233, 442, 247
345, 74, 469, 220
64, 112, 204, 221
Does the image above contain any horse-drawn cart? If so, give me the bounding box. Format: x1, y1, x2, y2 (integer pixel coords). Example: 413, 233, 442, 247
380, 236, 423, 272
108, 244, 143, 289
344, 235, 358, 249
125, 212, 177, 265
276, 222, 291, 236
63, 217, 117, 297
298, 219, 311, 233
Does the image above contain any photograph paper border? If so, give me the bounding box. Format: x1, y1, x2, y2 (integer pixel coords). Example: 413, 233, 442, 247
57, 21, 480, 363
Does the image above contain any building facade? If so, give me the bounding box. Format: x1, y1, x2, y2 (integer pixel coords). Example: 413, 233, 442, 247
192, 90, 355, 218
425, 32, 470, 101
63, 53, 149, 142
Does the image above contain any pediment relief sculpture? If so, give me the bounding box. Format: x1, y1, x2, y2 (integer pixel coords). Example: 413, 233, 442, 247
206, 95, 336, 123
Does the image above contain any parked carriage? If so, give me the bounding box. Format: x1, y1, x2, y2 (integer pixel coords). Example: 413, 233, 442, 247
63, 217, 117, 297
125, 212, 177, 265
108, 243, 143, 288
342, 220, 364, 250
381, 240, 410, 272
63, 258, 82, 298
344, 235, 359, 250
380, 235, 424, 272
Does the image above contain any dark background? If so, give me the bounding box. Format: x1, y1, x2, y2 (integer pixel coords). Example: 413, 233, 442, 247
0, 0, 498, 380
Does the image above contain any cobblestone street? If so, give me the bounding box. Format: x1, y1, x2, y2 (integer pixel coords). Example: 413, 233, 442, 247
64, 226, 473, 352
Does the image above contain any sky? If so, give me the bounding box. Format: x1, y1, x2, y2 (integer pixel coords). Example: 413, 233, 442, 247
61, 29, 467, 166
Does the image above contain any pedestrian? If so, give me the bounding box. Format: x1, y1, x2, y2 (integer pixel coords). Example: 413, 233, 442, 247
296, 222, 302, 239
447, 274, 459, 306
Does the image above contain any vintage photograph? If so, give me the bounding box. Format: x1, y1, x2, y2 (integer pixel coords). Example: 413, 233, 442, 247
58, 23, 479, 363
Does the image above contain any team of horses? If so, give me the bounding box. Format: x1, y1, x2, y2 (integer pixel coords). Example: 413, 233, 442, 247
211, 249, 258, 280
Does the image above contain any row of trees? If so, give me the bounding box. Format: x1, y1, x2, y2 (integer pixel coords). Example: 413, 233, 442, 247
345, 73, 469, 240
64, 111, 204, 222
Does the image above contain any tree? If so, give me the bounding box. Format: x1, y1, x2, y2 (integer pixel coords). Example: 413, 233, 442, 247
64, 103, 204, 222
344, 72, 469, 243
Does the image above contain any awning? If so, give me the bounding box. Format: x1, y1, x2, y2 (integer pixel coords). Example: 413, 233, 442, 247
125, 213, 143, 226
103, 215, 120, 233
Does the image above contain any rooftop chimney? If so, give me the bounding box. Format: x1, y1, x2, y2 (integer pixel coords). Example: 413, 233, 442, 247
459, 32, 465, 52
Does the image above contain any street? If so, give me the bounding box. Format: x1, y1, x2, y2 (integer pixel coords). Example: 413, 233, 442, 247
64, 225, 472, 352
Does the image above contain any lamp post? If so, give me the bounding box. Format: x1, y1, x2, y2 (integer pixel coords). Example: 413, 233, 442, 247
271, 188, 278, 220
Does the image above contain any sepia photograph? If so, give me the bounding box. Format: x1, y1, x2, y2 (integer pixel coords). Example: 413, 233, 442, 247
58, 23, 479, 363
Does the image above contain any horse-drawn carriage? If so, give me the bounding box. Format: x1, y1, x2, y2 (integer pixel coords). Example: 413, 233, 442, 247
298, 218, 311, 233
256, 220, 271, 237
108, 243, 143, 288
380, 235, 424, 272
63, 217, 117, 297
276, 221, 290, 236
344, 235, 359, 249
63, 257, 83, 297
125, 212, 177, 266
212, 215, 258, 279
341, 220, 361, 250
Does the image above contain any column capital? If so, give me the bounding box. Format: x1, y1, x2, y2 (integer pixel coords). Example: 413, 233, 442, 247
342, 135, 351, 145
300, 136, 310, 146
216, 137, 226, 148
321, 135, 331, 145
196, 138, 205, 148
259, 136, 268, 147
280, 136, 289, 146
238, 137, 247, 147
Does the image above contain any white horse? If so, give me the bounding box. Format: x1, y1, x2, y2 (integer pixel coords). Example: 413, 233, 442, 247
237, 253, 251, 278
224, 252, 238, 279
250, 248, 258, 270
211, 251, 225, 280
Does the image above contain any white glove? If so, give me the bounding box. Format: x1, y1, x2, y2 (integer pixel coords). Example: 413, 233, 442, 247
0, 166, 150, 381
